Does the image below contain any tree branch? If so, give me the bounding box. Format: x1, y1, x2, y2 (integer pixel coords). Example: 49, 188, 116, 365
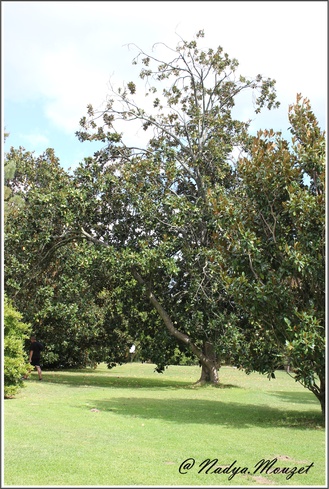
131, 266, 217, 370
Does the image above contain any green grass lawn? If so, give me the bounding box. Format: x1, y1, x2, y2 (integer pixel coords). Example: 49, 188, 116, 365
4, 363, 326, 487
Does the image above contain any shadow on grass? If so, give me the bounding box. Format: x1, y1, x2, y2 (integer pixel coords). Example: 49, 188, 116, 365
42, 373, 191, 389
270, 391, 319, 405
35, 370, 324, 429
84, 396, 324, 430
41, 371, 240, 391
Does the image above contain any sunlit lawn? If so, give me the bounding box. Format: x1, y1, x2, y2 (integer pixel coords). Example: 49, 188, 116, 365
4, 362, 326, 486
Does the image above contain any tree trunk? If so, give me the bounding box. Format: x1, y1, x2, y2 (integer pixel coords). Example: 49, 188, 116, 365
315, 378, 325, 420
307, 377, 325, 421
197, 341, 219, 384
131, 268, 220, 385
318, 393, 325, 419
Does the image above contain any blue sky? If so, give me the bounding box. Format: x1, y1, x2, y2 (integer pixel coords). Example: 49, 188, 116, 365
2, 1, 327, 172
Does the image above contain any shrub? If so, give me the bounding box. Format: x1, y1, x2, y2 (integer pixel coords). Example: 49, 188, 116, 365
4, 296, 32, 398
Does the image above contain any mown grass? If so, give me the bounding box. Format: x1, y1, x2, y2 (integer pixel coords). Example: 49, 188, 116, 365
3, 363, 326, 487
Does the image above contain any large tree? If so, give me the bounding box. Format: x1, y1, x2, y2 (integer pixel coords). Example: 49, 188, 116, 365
70, 30, 280, 382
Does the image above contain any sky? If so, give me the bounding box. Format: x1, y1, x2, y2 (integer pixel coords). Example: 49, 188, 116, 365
2, 0, 327, 172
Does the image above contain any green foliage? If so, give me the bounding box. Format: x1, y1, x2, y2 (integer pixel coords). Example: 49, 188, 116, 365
3, 148, 114, 369
215, 95, 325, 410
3, 150, 25, 222
4, 296, 32, 397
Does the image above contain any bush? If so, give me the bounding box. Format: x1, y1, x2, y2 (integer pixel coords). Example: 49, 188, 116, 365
4, 296, 32, 398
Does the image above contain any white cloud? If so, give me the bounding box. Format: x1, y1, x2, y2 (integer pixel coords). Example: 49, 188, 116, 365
3, 1, 327, 140
20, 132, 49, 148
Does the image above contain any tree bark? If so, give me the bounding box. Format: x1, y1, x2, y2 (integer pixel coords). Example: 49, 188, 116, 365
197, 341, 219, 384
131, 267, 220, 384
315, 378, 325, 420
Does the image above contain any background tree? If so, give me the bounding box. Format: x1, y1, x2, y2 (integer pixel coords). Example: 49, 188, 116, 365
4, 148, 151, 368
215, 95, 325, 413
3, 136, 25, 222
4, 148, 105, 368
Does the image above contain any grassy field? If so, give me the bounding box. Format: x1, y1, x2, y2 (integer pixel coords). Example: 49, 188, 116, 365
3, 362, 326, 487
